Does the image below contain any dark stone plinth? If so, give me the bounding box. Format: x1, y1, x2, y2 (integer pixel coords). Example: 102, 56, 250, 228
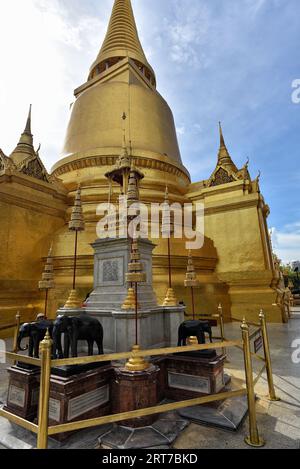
112, 365, 159, 428
47, 364, 113, 441
4, 365, 40, 421
165, 354, 226, 401
175, 349, 217, 359
179, 395, 248, 431
51, 361, 111, 378
151, 357, 168, 402
98, 411, 189, 449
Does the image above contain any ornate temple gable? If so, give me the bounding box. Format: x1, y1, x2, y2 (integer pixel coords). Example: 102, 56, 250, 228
209, 166, 236, 187
0, 149, 17, 174
19, 152, 49, 183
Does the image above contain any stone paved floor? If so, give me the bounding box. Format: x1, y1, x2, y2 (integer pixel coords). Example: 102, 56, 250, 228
174, 307, 300, 449
0, 309, 299, 449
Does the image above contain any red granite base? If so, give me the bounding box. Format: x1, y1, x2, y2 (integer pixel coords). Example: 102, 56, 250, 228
164, 354, 226, 401
112, 365, 160, 428
46, 365, 113, 441
4, 365, 40, 421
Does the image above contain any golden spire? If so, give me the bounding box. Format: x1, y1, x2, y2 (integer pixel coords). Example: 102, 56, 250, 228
89, 0, 155, 82
24, 104, 32, 135
217, 122, 238, 172
10, 105, 35, 166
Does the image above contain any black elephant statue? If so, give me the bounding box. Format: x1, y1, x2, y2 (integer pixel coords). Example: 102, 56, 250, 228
53, 314, 104, 359
198, 320, 213, 343
177, 320, 213, 346
17, 320, 53, 358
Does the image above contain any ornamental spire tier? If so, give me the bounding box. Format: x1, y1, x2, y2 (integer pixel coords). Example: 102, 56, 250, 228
89, 0, 155, 85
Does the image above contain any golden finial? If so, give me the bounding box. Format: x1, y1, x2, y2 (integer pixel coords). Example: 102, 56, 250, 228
241, 317, 248, 331
259, 309, 264, 320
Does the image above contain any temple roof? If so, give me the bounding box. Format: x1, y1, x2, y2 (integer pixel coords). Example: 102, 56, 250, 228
89, 0, 155, 83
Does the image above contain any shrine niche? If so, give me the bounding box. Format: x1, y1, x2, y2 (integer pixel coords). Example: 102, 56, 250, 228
210, 167, 235, 187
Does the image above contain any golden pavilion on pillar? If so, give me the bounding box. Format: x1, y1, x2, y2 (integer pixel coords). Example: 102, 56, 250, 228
0, 0, 286, 331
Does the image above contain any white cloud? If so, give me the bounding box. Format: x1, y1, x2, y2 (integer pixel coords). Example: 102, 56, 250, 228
162, 1, 211, 68
272, 223, 300, 263
176, 125, 186, 135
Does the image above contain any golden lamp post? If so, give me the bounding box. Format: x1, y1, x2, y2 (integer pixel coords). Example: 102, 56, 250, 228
38, 246, 55, 319
184, 250, 200, 345
64, 184, 85, 309
162, 187, 177, 307
124, 238, 149, 372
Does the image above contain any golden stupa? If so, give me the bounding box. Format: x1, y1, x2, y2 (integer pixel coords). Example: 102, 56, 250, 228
0, 0, 286, 334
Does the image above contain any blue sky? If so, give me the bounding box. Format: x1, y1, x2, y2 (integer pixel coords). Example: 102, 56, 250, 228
0, 0, 299, 262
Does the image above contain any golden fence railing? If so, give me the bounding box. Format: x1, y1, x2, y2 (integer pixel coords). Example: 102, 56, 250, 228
0, 312, 20, 354
0, 310, 279, 450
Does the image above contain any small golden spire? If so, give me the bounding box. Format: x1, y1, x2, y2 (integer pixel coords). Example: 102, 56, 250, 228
162, 185, 172, 236
69, 184, 85, 232
39, 246, 55, 291
64, 185, 85, 310
184, 251, 199, 287
124, 239, 149, 372
10, 105, 35, 165
126, 239, 146, 284
127, 167, 139, 203
122, 287, 136, 310
217, 122, 238, 172
162, 185, 177, 307
125, 344, 149, 372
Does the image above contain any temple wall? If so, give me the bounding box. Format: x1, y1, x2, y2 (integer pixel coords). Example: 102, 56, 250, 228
188, 180, 283, 322
0, 173, 67, 335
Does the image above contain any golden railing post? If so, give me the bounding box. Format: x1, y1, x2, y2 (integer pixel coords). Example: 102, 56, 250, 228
218, 304, 226, 357
37, 330, 52, 450
12, 312, 21, 354
259, 310, 280, 402
241, 318, 265, 447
